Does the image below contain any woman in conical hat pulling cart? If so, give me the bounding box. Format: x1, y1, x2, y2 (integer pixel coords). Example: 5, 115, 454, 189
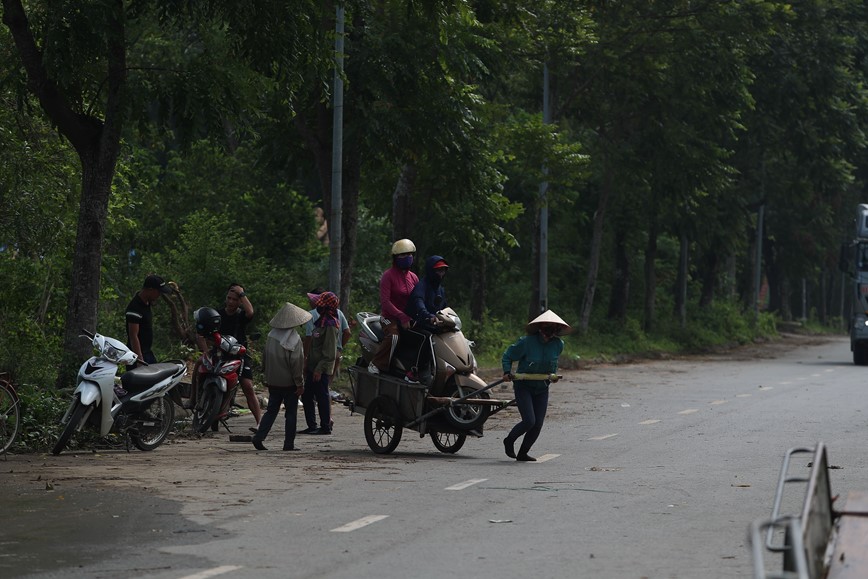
501, 310, 573, 461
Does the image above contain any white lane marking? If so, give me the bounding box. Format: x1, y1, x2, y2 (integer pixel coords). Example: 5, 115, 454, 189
736, 394, 752, 398
710, 400, 728, 405
620, 403, 631, 408
179, 567, 242, 579
331, 515, 389, 532
678, 409, 699, 415
589, 433, 619, 441
445, 478, 488, 491
639, 419, 660, 425
537, 454, 559, 463
759, 386, 774, 391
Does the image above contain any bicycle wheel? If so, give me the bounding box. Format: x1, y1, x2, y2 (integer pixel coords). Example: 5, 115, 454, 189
0, 384, 20, 454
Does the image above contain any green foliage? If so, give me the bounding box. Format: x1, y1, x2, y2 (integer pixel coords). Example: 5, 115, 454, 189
142, 209, 305, 350
464, 312, 517, 365
13, 384, 69, 453
0, 254, 66, 386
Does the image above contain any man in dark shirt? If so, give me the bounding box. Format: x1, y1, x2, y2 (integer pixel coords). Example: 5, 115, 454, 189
125, 274, 171, 368
196, 283, 262, 426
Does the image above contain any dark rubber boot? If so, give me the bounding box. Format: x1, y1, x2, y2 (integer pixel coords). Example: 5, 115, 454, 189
503, 437, 516, 459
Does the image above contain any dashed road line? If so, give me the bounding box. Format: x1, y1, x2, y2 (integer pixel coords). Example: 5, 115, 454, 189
639, 419, 660, 425
678, 409, 699, 415
589, 433, 619, 441
536, 454, 560, 463
178, 566, 243, 579
331, 515, 389, 533
445, 478, 488, 491
736, 394, 752, 398
710, 400, 728, 405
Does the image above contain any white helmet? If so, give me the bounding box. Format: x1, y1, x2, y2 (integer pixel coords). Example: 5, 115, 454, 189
391, 239, 416, 255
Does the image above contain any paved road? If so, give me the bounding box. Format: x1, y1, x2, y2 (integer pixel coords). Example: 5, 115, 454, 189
3, 334, 865, 578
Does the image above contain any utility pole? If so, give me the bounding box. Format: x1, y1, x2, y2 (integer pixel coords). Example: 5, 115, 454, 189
539, 63, 551, 314
329, 5, 344, 297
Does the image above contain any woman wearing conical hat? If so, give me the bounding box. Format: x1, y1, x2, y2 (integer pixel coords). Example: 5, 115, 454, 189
501, 309, 572, 461
252, 302, 312, 451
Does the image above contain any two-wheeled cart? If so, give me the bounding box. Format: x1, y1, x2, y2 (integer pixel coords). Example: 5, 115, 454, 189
347, 367, 557, 455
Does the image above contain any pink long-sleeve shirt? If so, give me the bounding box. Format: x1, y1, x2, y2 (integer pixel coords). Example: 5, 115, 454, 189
379, 266, 419, 324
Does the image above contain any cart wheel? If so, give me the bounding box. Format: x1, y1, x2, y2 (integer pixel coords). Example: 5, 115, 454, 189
444, 385, 489, 431
431, 431, 466, 454
364, 396, 403, 454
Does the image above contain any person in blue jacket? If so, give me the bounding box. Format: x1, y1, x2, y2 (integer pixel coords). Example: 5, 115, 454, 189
401, 255, 450, 383
406, 255, 449, 330
501, 310, 572, 461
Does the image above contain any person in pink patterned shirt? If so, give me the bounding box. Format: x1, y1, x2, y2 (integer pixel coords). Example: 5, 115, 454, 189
368, 239, 419, 380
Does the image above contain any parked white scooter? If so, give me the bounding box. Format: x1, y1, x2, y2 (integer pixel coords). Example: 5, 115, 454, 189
51, 330, 186, 455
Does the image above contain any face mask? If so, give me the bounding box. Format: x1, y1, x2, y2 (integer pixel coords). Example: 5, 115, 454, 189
395, 255, 413, 269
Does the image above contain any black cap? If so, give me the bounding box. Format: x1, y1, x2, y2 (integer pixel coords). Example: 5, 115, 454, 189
143, 275, 171, 294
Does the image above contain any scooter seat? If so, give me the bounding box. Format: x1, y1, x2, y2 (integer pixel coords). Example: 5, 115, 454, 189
121, 363, 180, 391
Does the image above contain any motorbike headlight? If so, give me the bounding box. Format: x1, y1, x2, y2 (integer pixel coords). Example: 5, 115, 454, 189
451, 315, 462, 331
103, 343, 126, 364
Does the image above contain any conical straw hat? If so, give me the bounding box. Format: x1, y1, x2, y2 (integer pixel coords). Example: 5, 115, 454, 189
525, 309, 574, 336
269, 302, 312, 329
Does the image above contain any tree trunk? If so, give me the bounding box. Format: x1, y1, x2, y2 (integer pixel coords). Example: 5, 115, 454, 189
471, 255, 487, 323
340, 139, 361, 312
607, 225, 629, 323
674, 232, 688, 328
391, 163, 417, 242
764, 238, 782, 315
293, 101, 332, 210
3, 0, 127, 386
529, 203, 541, 321
59, 154, 115, 376
579, 171, 612, 334
698, 249, 720, 308
643, 217, 659, 333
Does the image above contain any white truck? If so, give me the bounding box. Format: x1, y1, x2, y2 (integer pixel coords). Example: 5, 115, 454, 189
840, 203, 868, 365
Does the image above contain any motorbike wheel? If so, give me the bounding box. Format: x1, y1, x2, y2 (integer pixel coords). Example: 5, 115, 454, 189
364, 396, 403, 454
192, 388, 221, 434
443, 385, 489, 431
431, 431, 466, 454
51, 401, 89, 455
130, 397, 175, 451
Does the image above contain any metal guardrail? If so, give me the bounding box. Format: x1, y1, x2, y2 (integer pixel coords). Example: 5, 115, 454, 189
749, 443, 834, 579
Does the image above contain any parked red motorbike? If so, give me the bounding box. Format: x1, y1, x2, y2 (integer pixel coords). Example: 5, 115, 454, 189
190, 307, 246, 434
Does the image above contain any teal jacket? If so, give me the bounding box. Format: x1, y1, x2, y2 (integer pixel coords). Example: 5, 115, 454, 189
502, 333, 564, 393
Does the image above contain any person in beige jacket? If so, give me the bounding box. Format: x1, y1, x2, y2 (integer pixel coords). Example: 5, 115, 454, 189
252, 302, 312, 451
